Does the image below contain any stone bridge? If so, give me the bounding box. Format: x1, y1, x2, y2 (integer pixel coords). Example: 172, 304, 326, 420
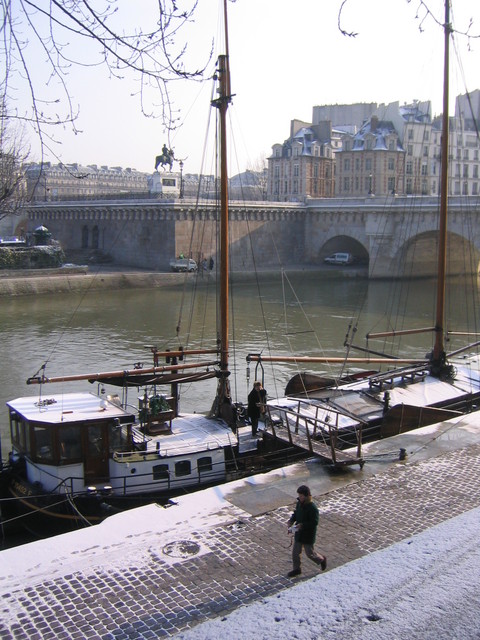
20, 195, 480, 278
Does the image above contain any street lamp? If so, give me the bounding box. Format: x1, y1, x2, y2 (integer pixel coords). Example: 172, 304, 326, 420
179, 160, 184, 199
368, 173, 373, 196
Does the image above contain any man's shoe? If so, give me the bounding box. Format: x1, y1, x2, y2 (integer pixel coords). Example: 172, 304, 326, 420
320, 556, 327, 571
287, 569, 301, 578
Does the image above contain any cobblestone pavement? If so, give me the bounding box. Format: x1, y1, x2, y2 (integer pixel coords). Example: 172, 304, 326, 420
2, 444, 480, 639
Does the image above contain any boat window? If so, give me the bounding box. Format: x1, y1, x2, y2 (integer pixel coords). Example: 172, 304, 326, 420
153, 464, 169, 480
175, 460, 191, 477
86, 424, 104, 456
109, 422, 130, 453
9, 414, 28, 452
198, 457, 213, 473
58, 425, 82, 462
32, 425, 54, 463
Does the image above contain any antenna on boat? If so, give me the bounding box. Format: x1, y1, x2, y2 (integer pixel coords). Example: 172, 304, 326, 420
210, 0, 235, 423
431, 0, 454, 379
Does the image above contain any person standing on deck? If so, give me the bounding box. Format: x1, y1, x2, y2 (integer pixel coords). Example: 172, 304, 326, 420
287, 485, 327, 578
247, 381, 266, 437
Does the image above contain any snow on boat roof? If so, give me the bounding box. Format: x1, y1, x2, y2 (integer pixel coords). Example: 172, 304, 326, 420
6, 392, 135, 424
144, 414, 237, 456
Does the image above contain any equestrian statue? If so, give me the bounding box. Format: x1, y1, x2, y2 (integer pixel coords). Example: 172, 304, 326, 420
155, 144, 175, 171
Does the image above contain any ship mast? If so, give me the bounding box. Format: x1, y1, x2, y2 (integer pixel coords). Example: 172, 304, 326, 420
431, 0, 452, 376
211, 0, 233, 419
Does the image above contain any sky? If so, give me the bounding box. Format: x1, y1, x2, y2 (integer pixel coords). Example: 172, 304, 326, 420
15, 0, 480, 175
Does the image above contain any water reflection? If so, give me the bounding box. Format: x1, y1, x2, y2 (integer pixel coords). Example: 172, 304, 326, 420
1, 272, 479, 444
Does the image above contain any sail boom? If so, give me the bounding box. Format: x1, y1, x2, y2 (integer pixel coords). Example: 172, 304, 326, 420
367, 327, 436, 339
246, 355, 427, 365
27, 360, 219, 385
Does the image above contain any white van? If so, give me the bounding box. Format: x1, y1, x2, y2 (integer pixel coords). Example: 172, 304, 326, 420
324, 253, 354, 265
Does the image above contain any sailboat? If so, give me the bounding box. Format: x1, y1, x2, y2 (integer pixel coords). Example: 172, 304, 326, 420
0, 1, 308, 538
248, 0, 480, 455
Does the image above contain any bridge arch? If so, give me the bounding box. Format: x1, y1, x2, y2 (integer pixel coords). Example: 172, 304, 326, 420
320, 235, 369, 264
392, 230, 480, 278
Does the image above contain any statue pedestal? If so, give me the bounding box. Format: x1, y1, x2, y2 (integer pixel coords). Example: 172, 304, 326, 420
148, 171, 180, 198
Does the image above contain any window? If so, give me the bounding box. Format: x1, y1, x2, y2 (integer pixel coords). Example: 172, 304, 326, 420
464, 149, 469, 160
406, 161, 413, 175
58, 425, 82, 462
344, 158, 350, 171
175, 460, 191, 477
293, 164, 299, 177
313, 164, 318, 178
474, 165, 479, 179
153, 464, 170, 480
293, 180, 298, 194
407, 145, 413, 156
421, 164, 428, 176
421, 180, 428, 195
388, 158, 395, 171
423, 146, 428, 157
274, 165, 279, 178
423, 130, 430, 141
473, 183, 478, 195
10, 414, 28, 452
355, 158, 360, 171
343, 140, 351, 151
365, 158, 372, 171
463, 181, 468, 195
343, 177, 350, 191
406, 178, 413, 194
463, 165, 469, 178
198, 457, 213, 473
32, 425, 54, 463
388, 139, 395, 151
408, 129, 414, 140
388, 177, 396, 193
366, 138, 373, 151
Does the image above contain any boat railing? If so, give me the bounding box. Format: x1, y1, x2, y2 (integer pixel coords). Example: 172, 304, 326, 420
264, 400, 363, 467
113, 431, 237, 462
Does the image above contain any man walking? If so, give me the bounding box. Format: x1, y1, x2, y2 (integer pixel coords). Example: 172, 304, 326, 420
287, 485, 327, 578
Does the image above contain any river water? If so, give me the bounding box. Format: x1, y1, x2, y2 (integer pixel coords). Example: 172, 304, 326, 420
1, 270, 479, 452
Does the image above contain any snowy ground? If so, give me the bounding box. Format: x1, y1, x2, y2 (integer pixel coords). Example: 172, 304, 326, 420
175, 506, 480, 640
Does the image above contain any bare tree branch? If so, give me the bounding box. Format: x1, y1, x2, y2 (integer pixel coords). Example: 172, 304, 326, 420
0, 0, 212, 163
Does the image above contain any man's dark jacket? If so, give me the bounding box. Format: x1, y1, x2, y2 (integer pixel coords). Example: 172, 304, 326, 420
289, 497, 319, 545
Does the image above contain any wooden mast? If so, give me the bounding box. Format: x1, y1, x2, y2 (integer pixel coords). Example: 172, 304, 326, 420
432, 0, 452, 375
211, 0, 233, 418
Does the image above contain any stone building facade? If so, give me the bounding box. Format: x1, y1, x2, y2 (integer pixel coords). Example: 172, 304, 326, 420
268, 94, 480, 201
25, 163, 149, 202
267, 120, 337, 201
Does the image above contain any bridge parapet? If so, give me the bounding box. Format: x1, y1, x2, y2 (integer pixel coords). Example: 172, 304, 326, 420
21, 197, 480, 277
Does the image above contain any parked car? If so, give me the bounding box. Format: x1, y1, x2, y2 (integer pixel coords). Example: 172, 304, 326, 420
324, 252, 354, 265
169, 258, 198, 272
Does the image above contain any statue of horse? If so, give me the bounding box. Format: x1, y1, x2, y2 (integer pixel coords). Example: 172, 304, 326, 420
155, 145, 175, 171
